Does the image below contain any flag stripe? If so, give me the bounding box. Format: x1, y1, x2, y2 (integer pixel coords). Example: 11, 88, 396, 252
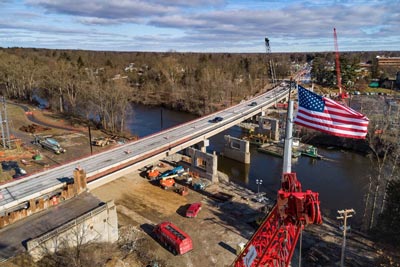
295, 120, 368, 139
297, 107, 369, 127
294, 85, 369, 139
295, 112, 368, 132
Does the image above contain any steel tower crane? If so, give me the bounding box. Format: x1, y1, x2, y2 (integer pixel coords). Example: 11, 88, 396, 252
265, 37, 277, 87
334, 28, 348, 100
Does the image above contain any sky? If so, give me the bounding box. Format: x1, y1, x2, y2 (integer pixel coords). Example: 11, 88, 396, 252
0, 0, 399, 53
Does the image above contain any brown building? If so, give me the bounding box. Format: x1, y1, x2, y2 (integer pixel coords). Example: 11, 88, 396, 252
377, 56, 400, 68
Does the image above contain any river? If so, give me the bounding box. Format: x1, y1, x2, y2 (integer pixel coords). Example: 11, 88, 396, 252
127, 104, 371, 224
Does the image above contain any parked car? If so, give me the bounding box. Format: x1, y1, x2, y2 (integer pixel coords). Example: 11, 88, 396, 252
209, 116, 223, 123
186, 202, 202, 218
13, 167, 27, 179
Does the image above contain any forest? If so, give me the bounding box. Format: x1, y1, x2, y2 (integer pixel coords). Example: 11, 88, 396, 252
1, 47, 398, 134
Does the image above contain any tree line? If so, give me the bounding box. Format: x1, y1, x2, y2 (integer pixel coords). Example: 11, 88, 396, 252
0, 48, 295, 133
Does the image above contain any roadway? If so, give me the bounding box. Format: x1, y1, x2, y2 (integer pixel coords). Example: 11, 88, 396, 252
0, 83, 292, 214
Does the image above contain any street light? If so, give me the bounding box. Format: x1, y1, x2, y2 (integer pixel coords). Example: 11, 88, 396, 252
256, 179, 263, 195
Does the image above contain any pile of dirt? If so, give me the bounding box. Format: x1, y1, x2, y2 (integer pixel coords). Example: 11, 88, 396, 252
19, 124, 51, 133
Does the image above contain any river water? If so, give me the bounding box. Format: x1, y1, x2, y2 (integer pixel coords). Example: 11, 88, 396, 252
127, 104, 371, 224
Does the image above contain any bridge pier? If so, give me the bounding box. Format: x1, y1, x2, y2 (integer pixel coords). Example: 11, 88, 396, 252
184, 147, 218, 183
257, 117, 280, 141
223, 135, 250, 164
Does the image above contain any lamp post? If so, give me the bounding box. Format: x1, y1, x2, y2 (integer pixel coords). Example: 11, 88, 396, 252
256, 179, 263, 195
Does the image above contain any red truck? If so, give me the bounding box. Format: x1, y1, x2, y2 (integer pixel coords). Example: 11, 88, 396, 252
153, 221, 193, 255
186, 202, 202, 218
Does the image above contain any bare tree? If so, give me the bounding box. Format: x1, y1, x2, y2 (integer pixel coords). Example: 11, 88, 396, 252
363, 98, 400, 230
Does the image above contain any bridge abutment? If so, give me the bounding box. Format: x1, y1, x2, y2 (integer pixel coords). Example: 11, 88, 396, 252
26, 200, 118, 262
223, 135, 250, 164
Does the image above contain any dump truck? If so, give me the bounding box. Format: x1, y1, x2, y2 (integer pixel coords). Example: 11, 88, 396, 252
153, 221, 193, 255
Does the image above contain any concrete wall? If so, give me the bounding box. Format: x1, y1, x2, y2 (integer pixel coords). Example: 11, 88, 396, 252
184, 147, 218, 183
257, 117, 280, 141
26, 200, 118, 262
223, 135, 250, 164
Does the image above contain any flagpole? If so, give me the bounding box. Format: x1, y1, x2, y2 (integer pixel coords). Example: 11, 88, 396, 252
282, 84, 294, 175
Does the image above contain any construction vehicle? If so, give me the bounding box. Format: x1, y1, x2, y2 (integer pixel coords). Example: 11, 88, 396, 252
159, 175, 177, 189
175, 185, 189, 196
153, 221, 193, 255
234, 99, 322, 267
158, 165, 184, 179
334, 28, 348, 100
233, 172, 322, 267
92, 137, 111, 147
33, 136, 66, 155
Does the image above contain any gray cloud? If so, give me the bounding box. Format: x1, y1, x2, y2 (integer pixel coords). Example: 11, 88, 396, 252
0, 20, 123, 37
27, 0, 176, 20
3, 0, 399, 52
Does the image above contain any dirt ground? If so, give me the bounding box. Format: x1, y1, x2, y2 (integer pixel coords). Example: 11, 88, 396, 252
90, 163, 391, 267
0, 102, 114, 182
91, 168, 261, 267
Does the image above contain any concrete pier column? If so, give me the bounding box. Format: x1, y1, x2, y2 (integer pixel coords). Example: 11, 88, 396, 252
223, 135, 250, 164
257, 117, 280, 141
200, 139, 209, 153
186, 147, 218, 183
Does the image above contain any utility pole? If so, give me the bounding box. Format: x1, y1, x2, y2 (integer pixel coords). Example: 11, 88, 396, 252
337, 209, 355, 267
87, 124, 93, 155
160, 108, 163, 130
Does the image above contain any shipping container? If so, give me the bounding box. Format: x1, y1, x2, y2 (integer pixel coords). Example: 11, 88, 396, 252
153, 221, 193, 255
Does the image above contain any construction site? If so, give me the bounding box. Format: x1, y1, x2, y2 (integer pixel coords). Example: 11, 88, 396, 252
0, 29, 397, 266
0, 94, 387, 267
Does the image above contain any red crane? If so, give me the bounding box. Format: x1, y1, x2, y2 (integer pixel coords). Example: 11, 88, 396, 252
233, 172, 322, 267
334, 28, 348, 99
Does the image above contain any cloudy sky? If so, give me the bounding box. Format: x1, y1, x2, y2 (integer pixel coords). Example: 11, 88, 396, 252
0, 0, 399, 52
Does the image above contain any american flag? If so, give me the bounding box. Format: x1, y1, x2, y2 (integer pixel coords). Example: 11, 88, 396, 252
294, 85, 369, 139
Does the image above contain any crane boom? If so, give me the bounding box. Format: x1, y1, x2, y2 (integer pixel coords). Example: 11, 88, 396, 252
334, 28, 348, 99
233, 173, 322, 267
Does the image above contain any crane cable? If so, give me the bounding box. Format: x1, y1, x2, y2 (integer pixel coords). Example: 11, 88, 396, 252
298, 226, 303, 267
